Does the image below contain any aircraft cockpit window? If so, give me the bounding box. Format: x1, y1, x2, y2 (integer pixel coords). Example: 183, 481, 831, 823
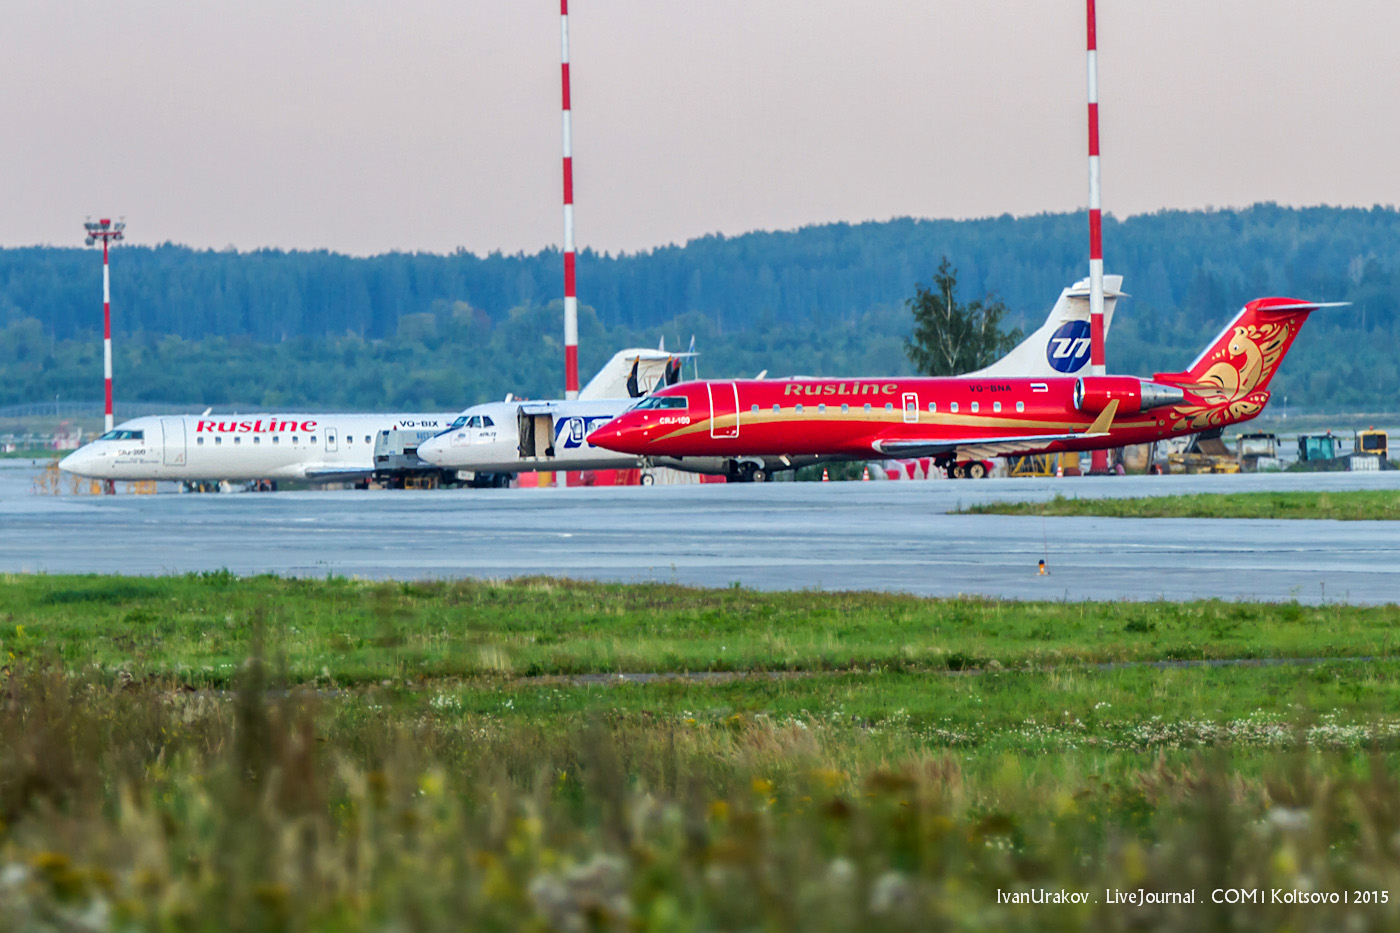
448, 416, 468, 431
633, 395, 688, 410
466, 416, 482, 428
98, 429, 144, 441
480, 416, 494, 427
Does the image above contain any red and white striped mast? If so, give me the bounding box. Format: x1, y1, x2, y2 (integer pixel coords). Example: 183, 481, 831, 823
560, 0, 580, 399
84, 217, 126, 433
1085, 0, 1109, 473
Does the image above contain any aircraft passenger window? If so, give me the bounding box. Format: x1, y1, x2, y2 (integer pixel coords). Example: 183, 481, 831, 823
273, 437, 280, 444
254, 437, 260, 444
481, 416, 494, 427
292, 436, 299, 444
345, 436, 351, 444
310, 436, 317, 444
772, 404, 780, 414
795, 404, 803, 414
884, 402, 893, 411
751, 405, 759, 413
1016, 402, 1024, 412
950, 402, 959, 413
971, 402, 979, 413
365, 436, 371, 444
818, 404, 826, 414
234, 437, 241, 445
841, 403, 849, 413
863, 403, 871, 413
993, 402, 1002, 413
197, 437, 204, 446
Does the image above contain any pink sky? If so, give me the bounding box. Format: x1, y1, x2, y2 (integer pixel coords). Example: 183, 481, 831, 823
5, 1, 1398, 255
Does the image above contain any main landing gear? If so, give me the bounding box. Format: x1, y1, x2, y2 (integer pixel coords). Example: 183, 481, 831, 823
725, 460, 767, 483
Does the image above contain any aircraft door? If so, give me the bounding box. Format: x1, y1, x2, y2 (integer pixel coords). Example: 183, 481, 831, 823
708, 382, 740, 439
325, 427, 338, 452
902, 392, 919, 424
161, 419, 187, 466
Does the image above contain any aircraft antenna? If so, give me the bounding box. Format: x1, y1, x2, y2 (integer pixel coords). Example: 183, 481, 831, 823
1085, 0, 1110, 474
560, 0, 580, 400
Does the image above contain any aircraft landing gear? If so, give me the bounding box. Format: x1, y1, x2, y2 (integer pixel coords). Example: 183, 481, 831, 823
640, 471, 656, 486
727, 461, 767, 483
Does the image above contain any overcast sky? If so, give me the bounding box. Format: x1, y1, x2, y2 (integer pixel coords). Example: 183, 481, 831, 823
6, 2, 1399, 256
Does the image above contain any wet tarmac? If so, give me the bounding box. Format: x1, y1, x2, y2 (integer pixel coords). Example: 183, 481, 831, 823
3, 461, 1399, 604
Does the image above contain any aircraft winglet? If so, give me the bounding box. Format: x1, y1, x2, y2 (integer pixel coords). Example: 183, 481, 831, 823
1085, 399, 1119, 435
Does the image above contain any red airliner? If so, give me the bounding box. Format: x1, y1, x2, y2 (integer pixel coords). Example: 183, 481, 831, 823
587, 297, 1334, 479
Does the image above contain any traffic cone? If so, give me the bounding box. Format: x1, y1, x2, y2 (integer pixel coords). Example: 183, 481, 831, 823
862, 466, 870, 481
1055, 457, 1063, 477
821, 468, 829, 482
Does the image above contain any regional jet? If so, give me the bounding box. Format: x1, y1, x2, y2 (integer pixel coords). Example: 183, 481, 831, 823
588, 297, 1337, 476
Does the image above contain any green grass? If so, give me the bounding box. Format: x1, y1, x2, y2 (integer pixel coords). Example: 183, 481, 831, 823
5, 573, 1400, 930
967, 489, 1400, 520
6, 573, 1400, 687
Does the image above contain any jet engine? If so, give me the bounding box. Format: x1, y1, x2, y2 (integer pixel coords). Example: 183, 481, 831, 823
1073, 376, 1185, 415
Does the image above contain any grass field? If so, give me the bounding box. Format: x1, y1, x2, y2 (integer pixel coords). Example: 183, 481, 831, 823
965, 489, 1400, 520
3, 574, 1400, 931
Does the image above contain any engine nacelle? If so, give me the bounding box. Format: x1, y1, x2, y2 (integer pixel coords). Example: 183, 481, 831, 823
1074, 377, 1185, 415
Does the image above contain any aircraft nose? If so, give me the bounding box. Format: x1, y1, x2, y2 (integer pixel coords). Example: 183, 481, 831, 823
417, 437, 444, 465
586, 421, 630, 452
58, 448, 91, 475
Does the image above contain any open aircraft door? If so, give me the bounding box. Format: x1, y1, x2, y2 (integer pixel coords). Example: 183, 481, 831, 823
161, 419, 187, 466
516, 405, 556, 460
707, 382, 740, 439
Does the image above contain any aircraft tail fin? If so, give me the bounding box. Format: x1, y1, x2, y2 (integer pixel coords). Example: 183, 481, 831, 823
578, 347, 695, 400
971, 274, 1125, 378
1152, 298, 1344, 429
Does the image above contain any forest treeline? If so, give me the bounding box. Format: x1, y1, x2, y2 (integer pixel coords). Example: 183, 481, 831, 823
2, 203, 1398, 411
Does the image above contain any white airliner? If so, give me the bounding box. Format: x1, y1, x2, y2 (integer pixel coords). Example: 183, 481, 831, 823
416, 275, 1125, 482
58, 412, 456, 484
57, 347, 679, 486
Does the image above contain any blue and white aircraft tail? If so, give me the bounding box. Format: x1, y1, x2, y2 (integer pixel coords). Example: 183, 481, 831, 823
970, 274, 1125, 379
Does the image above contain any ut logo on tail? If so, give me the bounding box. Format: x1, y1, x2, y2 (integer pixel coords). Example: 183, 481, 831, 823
1047, 320, 1092, 373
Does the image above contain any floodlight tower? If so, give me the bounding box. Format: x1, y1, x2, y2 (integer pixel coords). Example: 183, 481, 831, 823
84, 218, 126, 433
1085, 0, 1110, 475
560, 0, 579, 399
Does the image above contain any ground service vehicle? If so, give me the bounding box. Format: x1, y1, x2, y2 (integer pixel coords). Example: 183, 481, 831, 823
1298, 433, 1338, 462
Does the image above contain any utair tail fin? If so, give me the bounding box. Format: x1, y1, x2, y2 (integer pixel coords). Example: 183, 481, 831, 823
1152, 298, 1346, 431
969, 274, 1125, 379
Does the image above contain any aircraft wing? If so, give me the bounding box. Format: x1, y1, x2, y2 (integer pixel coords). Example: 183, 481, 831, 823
872, 430, 1110, 461
871, 400, 1119, 460
301, 466, 375, 481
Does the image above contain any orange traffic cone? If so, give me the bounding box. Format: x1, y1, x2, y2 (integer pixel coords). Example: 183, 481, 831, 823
821, 468, 829, 482
861, 466, 870, 481
1055, 457, 1063, 478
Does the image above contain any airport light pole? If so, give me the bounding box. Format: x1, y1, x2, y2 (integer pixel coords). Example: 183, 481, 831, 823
84, 218, 126, 433
560, 0, 580, 401
1085, 0, 1110, 475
